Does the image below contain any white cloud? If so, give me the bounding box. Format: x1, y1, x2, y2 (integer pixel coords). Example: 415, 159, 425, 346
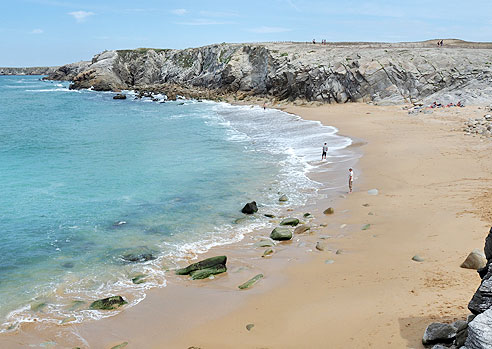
171, 8, 187, 15
30, 28, 44, 34
248, 26, 291, 33
68, 11, 95, 22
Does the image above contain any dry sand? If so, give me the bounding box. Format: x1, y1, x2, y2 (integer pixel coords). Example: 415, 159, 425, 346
2, 103, 491, 348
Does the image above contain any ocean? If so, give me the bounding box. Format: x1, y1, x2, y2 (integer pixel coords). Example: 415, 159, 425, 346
0, 75, 355, 330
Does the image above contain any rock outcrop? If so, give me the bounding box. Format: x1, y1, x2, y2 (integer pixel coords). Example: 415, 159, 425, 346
45, 40, 492, 104
175, 255, 227, 280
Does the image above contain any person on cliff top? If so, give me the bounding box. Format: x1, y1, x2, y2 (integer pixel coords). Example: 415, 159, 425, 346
322, 142, 328, 160
348, 168, 354, 193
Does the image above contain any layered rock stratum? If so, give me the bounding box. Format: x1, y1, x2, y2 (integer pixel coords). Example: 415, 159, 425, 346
0, 66, 59, 75
40, 40, 492, 104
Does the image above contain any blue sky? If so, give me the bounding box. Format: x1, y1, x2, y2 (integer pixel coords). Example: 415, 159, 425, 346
1, 0, 491, 66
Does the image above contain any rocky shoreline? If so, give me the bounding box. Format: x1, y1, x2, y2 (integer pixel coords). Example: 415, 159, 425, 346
0, 66, 59, 75
43, 40, 492, 105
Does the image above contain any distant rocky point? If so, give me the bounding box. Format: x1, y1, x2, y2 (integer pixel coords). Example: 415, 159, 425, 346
14, 39, 492, 104
0, 66, 59, 75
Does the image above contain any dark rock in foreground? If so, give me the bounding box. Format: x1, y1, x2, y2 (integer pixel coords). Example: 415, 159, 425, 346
468, 227, 492, 315
175, 256, 227, 280
422, 322, 457, 345
241, 201, 258, 214
113, 94, 126, 100
90, 296, 127, 310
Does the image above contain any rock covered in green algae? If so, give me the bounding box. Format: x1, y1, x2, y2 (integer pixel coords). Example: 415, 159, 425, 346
294, 224, 311, 234
238, 274, 264, 289
262, 248, 274, 257
189, 264, 227, 280
280, 218, 299, 226
175, 256, 227, 280
131, 274, 146, 284
89, 296, 127, 310
110, 342, 128, 349
323, 207, 335, 215
270, 227, 292, 241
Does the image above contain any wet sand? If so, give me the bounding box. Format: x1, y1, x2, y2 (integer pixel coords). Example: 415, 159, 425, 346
2, 103, 491, 348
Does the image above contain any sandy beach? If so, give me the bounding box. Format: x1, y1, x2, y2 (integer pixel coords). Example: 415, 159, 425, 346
2, 102, 491, 348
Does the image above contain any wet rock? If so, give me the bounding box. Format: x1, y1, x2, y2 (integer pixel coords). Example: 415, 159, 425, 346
246, 323, 255, 331
361, 224, 371, 230
336, 249, 344, 255
280, 218, 299, 226
110, 342, 128, 349
113, 220, 127, 226
270, 227, 292, 241
279, 195, 288, 202
175, 256, 227, 279
31, 302, 47, 312
264, 213, 275, 218
238, 274, 264, 289
254, 239, 275, 248
131, 274, 146, 284
113, 94, 126, 100
241, 201, 258, 214
190, 264, 227, 280
62, 262, 74, 268
294, 224, 311, 234
315, 242, 325, 251
303, 213, 312, 218
60, 316, 76, 324
323, 207, 334, 215
412, 255, 424, 262
90, 296, 127, 310
120, 252, 156, 263
461, 249, 487, 270
453, 320, 468, 347
422, 322, 457, 345
262, 248, 274, 257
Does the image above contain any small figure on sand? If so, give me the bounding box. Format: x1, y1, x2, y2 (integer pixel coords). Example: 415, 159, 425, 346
263, 102, 266, 110
348, 168, 354, 193
322, 142, 328, 160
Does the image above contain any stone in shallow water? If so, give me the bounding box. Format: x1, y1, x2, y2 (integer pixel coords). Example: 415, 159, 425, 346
60, 316, 76, 324
264, 213, 275, 218
176, 256, 227, 277
270, 227, 292, 241
31, 302, 47, 312
323, 207, 334, 215
90, 296, 127, 310
241, 201, 258, 214
262, 249, 274, 257
280, 218, 299, 226
294, 224, 311, 234
279, 195, 288, 202
254, 239, 275, 248
412, 255, 424, 262
190, 265, 227, 280
131, 274, 146, 284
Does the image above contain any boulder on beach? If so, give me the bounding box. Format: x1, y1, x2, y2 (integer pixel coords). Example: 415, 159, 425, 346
461, 249, 487, 270
264, 213, 275, 218
323, 207, 334, 215
279, 195, 288, 202
113, 94, 126, 100
422, 322, 457, 345
280, 218, 299, 226
412, 255, 424, 262
241, 201, 258, 214
262, 248, 274, 257
294, 224, 311, 234
175, 256, 227, 280
254, 239, 275, 248
89, 296, 127, 310
270, 227, 292, 241
315, 241, 325, 251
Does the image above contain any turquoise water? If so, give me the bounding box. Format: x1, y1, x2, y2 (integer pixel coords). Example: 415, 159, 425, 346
0, 76, 353, 329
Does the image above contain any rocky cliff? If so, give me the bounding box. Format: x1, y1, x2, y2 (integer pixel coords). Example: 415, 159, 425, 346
0, 66, 59, 75
46, 40, 492, 104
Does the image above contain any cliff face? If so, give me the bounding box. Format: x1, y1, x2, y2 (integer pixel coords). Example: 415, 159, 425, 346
47, 42, 492, 104
0, 66, 59, 75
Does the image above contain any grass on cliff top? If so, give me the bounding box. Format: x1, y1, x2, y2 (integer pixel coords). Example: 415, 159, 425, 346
117, 48, 170, 55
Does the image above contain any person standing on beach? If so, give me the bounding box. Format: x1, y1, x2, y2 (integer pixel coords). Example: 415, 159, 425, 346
322, 142, 328, 160
348, 168, 354, 193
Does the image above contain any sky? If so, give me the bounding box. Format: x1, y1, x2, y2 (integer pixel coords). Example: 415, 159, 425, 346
1, 0, 491, 67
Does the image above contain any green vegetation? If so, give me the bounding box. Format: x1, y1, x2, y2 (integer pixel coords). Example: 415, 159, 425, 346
280, 52, 288, 57
117, 48, 170, 58
218, 50, 232, 64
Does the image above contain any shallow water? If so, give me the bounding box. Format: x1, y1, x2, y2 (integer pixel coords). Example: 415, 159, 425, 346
0, 76, 355, 329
